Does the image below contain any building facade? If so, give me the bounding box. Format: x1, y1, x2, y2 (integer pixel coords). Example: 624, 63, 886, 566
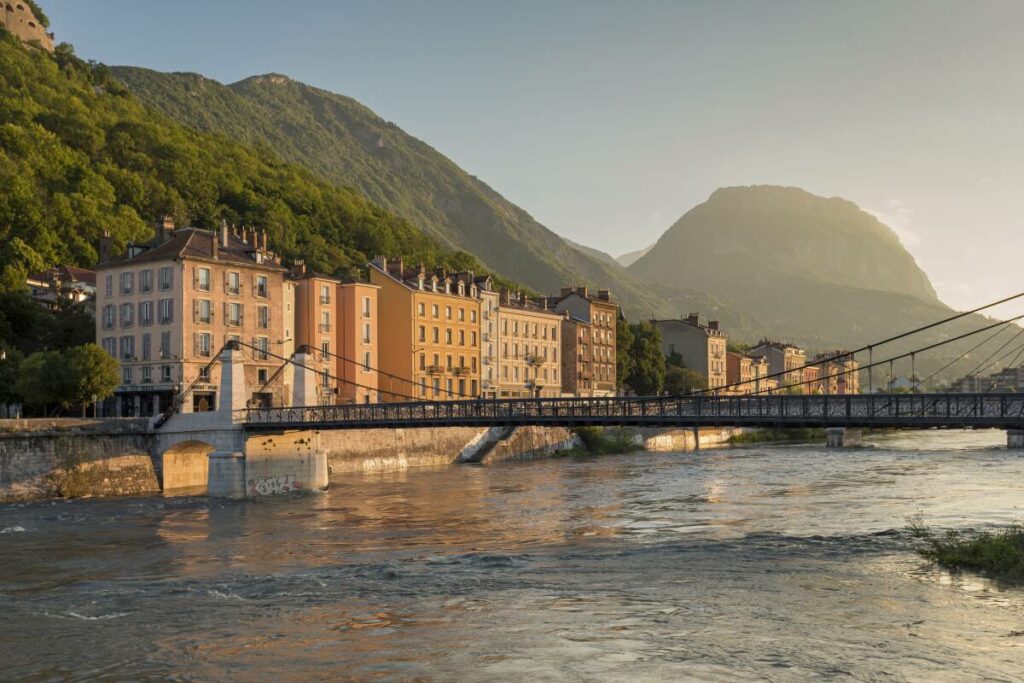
749, 340, 807, 393
652, 314, 728, 391
543, 286, 618, 396
494, 291, 561, 398
369, 257, 482, 401
560, 316, 593, 397
96, 220, 292, 417
810, 350, 860, 395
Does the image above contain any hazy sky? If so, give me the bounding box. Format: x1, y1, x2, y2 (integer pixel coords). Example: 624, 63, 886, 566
45, 0, 1024, 312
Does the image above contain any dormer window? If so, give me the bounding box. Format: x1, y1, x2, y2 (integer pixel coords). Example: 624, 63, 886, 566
458, 283, 465, 296
128, 244, 147, 257
250, 250, 264, 264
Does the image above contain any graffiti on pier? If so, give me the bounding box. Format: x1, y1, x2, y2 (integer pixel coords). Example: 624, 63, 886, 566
248, 474, 304, 497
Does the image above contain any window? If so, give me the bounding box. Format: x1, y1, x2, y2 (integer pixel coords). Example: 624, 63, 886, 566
195, 267, 210, 292
120, 272, 134, 295
141, 333, 151, 361
458, 308, 465, 322
226, 271, 241, 295
142, 366, 152, 383
258, 305, 269, 329
139, 301, 153, 326
446, 378, 453, 395
470, 331, 477, 346
255, 275, 268, 298
420, 379, 427, 397
158, 299, 173, 324
101, 337, 115, 357
320, 284, 331, 305
459, 330, 465, 346
159, 266, 173, 291
161, 365, 172, 382
445, 306, 452, 320
432, 304, 439, 318
160, 331, 171, 359
445, 329, 453, 344
433, 377, 440, 397
104, 274, 113, 298
195, 332, 212, 358
140, 270, 153, 293
471, 310, 477, 323
257, 368, 268, 384
226, 302, 243, 326
196, 299, 212, 324
121, 303, 134, 327
419, 353, 426, 370
419, 326, 426, 342
418, 302, 425, 317
362, 297, 372, 317
254, 337, 269, 360
362, 323, 371, 344
102, 305, 115, 329
446, 354, 453, 370
321, 341, 330, 359
120, 335, 135, 361
320, 311, 330, 332
122, 367, 132, 384
322, 370, 330, 388
432, 327, 440, 344
363, 351, 371, 371
199, 366, 210, 380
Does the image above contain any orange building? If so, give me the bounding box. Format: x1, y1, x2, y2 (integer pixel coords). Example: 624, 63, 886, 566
369, 257, 482, 401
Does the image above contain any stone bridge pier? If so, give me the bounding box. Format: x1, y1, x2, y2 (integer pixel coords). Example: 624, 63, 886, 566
153, 346, 328, 498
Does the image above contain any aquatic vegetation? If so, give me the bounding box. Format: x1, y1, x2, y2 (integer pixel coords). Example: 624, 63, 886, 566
908, 514, 1024, 581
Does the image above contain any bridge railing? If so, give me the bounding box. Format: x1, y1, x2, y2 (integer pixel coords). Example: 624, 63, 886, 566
243, 393, 1024, 429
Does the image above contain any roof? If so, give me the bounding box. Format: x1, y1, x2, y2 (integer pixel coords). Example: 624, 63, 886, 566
99, 228, 286, 271
651, 317, 725, 337
28, 265, 96, 287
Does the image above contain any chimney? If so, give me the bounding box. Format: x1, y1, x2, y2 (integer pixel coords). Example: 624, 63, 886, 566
98, 230, 112, 264
211, 229, 219, 260
520, 291, 529, 306
292, 260, 307, 278
686, 313, 699, 326
371, 255, 387, 272
597, 289, 611, 301
260, 229, 268, 253
575, 285, 589, 298
560, 286, 573, 297
155, 216, 173, 244
396, 257, 405, 278
708, 319, 719, 331
220, 220, 230, 248
241, 227, 249, 247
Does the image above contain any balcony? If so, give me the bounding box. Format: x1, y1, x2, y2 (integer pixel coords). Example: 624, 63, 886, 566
481, 356, 492, 365
452, 366, 470, 376
320, 295, 331, 305
525, 355, 544, 367
481, 333, 490, 342
426, 364, 444, 375
319, 323, 331, 333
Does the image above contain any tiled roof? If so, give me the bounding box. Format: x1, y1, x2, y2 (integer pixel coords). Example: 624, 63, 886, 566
100, 228, 285, 271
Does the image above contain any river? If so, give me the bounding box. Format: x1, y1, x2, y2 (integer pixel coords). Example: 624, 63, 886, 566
1, 430, 1023, 681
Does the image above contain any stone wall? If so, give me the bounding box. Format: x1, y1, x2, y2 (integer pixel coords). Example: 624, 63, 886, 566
0, 422, 157, 501
320, 426, 488, 473
634, 426, 746, 452
243, 430, 329, 496
486, 426, 579, 463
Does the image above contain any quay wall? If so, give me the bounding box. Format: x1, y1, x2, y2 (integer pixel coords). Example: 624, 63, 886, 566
0, 419, 157, 502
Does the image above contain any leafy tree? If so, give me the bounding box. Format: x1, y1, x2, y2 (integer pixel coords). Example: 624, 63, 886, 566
624, 321, 665, 395
15, 350, 69, 414
665, 365, 707, 395
0, 347, 23, 406
616, 317, 635, 390
65, 344, 119, 416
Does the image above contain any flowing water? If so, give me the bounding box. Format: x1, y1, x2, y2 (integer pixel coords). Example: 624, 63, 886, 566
2, 430, 1023, 681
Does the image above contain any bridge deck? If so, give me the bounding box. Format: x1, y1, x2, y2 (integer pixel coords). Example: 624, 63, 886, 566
243, 393, 1024, 431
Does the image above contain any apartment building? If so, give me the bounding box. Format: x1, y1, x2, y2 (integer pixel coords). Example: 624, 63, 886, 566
478, 284, 499, 398
369, 257, 482, 401
291, 263, 380, 405
810, 350, 860, 395
749, 340, 808, 392
495, 291, 561, 398
96, 219, 292, 417
652, 314, 728, 391
543, 286, 618, 397
725, 351, 774, 395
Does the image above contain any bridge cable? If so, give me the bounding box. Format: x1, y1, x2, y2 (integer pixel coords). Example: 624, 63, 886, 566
315, 346, 467, 399
955, 326, 1024, 386
910, 321, 1017, 392
697, 288, 1024, 396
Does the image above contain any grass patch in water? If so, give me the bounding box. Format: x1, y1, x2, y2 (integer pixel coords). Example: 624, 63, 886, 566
728, 428, 826, 445
907, 514, 1024, 581
553, 427, 640, 457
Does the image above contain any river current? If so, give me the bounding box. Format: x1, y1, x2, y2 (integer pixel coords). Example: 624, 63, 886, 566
1, 430, 1023, 681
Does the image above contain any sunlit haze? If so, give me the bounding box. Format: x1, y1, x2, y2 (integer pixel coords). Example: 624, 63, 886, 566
46, 0, 1024, 312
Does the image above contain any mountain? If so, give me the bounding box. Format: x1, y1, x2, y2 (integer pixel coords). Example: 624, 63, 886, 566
110, 67, 688, 318
616, 244, 653, 268
0, 34, 483, 289
628, 186, 1010, 379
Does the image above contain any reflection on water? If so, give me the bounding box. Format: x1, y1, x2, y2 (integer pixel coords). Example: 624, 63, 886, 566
1, 429, 1024, 681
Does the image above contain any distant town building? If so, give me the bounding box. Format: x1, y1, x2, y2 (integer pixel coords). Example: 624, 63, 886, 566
1, 2, 54, 52
542, 286, 618, 397
810, 350, 860, 394
27, 265, 96, 310
652, 314, 728, 391
495, 290, 561, 398
749, 340, 807, 392
725, 351, 774, 395
96, 218, 292, 417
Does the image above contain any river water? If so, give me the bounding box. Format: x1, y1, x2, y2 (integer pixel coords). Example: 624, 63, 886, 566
1, 430, 1023, 681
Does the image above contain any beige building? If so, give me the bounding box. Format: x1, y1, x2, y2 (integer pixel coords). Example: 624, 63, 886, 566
369, 257, 482, 401
652, 314, 728, 391
291, 263, 380, 405
494, 291, 561, 398
97, 219, 292, 417
749, 340, 808, 393
478, 284, 500, 398
543, 286, 618, 397
2, 2, 54, 52
811, 350, 860, 395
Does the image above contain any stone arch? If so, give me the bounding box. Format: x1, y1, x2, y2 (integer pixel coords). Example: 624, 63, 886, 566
160, 439, 215, 491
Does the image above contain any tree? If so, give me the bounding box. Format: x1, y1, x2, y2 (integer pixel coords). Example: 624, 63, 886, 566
664, 365, 707, 395
616, 317, 635, 390
15, 350, 69, 415
624, 321, 665, 395
65, 344, 120, 416
0, 347, 24, 407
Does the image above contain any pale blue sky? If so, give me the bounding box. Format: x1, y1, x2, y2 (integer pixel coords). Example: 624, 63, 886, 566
45, 0, 1024, 312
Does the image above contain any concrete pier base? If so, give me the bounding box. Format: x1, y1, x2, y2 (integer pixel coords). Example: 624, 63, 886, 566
1008, 430, 1024, 449
825, 427, 862, 448
208, 451, 246, 498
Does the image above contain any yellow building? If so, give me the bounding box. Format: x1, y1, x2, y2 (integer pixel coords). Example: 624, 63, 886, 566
369, 257, 482, 401
495, 291, 562, 398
